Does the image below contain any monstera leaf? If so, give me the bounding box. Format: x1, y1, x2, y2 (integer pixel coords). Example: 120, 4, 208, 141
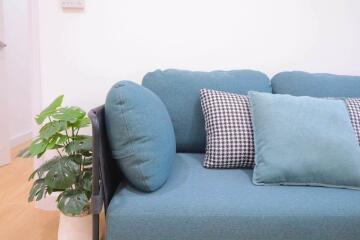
27, 138, 48, 158
39, 121, 67, 140
80, 171, 92, 193
29, 156, 62, 180
64, 136, 92, 155
28, 179, 47, 202
70, 117, 90, 129
57, 190, 89, 216
43, 156, 79, 189
35, 95, 64, 124
47, 134, 68, 150
81, 157, 93, 166
53, 107, 86, 124
18, 134, 67, 158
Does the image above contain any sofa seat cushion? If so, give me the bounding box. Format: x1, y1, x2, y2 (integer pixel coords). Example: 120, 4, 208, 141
106, 153, 360, 240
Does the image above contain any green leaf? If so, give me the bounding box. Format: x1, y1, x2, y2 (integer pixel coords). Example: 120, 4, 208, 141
29, 156, 63, 179
36, 186, 47, 201
57, 190, 89, 216
35, 95, 64, 124
46, 133, 68, 150
79, 117, 90, 128
39, 121, 67, 140
68, 155, 83, 164
47, 138, 60, 150
81, 171, 92, 193
53, 107, 86, 124
44, 156, 79, 189
28, 179, 47, 202
80, 171, 92, 199
64, 136, 92, 155
17, 147, 31, 158
82, 157, 93, 166
27, 138, 48, 158
56, 134, 68, 145
70, 117, 91, 129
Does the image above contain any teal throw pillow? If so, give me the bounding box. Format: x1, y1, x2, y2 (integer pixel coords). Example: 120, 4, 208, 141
249, 91, 360, 190
105, 81, 176, 192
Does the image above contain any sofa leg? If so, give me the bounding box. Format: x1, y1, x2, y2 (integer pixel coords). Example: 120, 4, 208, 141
93, 213, 100, 240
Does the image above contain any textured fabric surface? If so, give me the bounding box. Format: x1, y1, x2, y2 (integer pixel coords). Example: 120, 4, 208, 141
106, 153, 360, 240
345, 98, 360, 144
105, 81, 176, 192
249, 91, 360, 190
272, 71, 360, 97
200, 89, 254, 168
142, 69, 271, 153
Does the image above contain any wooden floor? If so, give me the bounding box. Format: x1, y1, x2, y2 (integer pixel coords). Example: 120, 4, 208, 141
0, 141, 105, 240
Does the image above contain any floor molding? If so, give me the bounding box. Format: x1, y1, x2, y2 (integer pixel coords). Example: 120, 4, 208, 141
10, 130, 33, 148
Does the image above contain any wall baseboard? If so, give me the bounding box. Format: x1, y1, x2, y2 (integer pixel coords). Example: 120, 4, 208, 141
10, 130, 33, 148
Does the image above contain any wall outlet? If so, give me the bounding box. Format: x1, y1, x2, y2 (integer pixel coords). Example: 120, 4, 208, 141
61, 0, 85, 9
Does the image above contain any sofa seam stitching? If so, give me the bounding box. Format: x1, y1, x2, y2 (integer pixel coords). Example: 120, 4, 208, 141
116, 85, 150, 191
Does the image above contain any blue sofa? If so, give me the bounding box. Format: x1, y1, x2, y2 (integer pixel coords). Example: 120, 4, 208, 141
89, 69, 360, 240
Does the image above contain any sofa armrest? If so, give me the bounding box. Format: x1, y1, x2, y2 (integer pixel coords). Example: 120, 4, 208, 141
88, 105, 123, 240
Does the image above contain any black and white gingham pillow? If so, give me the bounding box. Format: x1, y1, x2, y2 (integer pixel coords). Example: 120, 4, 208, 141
345, 98, 360, 144
200, 89, 255, 168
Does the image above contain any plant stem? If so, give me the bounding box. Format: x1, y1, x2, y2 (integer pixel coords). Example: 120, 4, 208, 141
56, 148, 63, 157
64, 128, 71, 145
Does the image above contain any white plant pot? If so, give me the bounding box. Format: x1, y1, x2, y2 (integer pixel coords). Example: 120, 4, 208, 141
58, 213, 92, 240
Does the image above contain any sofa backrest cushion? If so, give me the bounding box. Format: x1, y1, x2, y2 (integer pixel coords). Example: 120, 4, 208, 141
142, 69, 271, 153
272, 71, 360, 97
105, 81, 176, 192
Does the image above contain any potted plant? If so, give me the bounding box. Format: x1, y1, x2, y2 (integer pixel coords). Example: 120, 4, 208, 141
19, 95, 93, 240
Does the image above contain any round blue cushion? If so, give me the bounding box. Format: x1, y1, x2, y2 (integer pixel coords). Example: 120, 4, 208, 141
105, 81, 176, 192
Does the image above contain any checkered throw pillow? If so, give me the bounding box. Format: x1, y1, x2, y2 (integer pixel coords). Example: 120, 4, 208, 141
345, 98, 360, 145
200, 89, 255, 168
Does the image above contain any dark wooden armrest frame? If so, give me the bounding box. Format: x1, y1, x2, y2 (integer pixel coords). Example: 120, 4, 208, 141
88, 105, 122, 240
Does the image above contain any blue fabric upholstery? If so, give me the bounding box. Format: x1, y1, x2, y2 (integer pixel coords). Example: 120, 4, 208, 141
142, 69, 271, 153
271, 71, 360, 97
106, 153, 360, 240
249, 91, 360, 190
105, 81, 176, 192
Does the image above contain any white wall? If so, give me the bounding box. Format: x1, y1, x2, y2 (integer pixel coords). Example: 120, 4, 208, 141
38, 0, 360, 111
3, 0, 33, 146
0, 0, 10, 165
